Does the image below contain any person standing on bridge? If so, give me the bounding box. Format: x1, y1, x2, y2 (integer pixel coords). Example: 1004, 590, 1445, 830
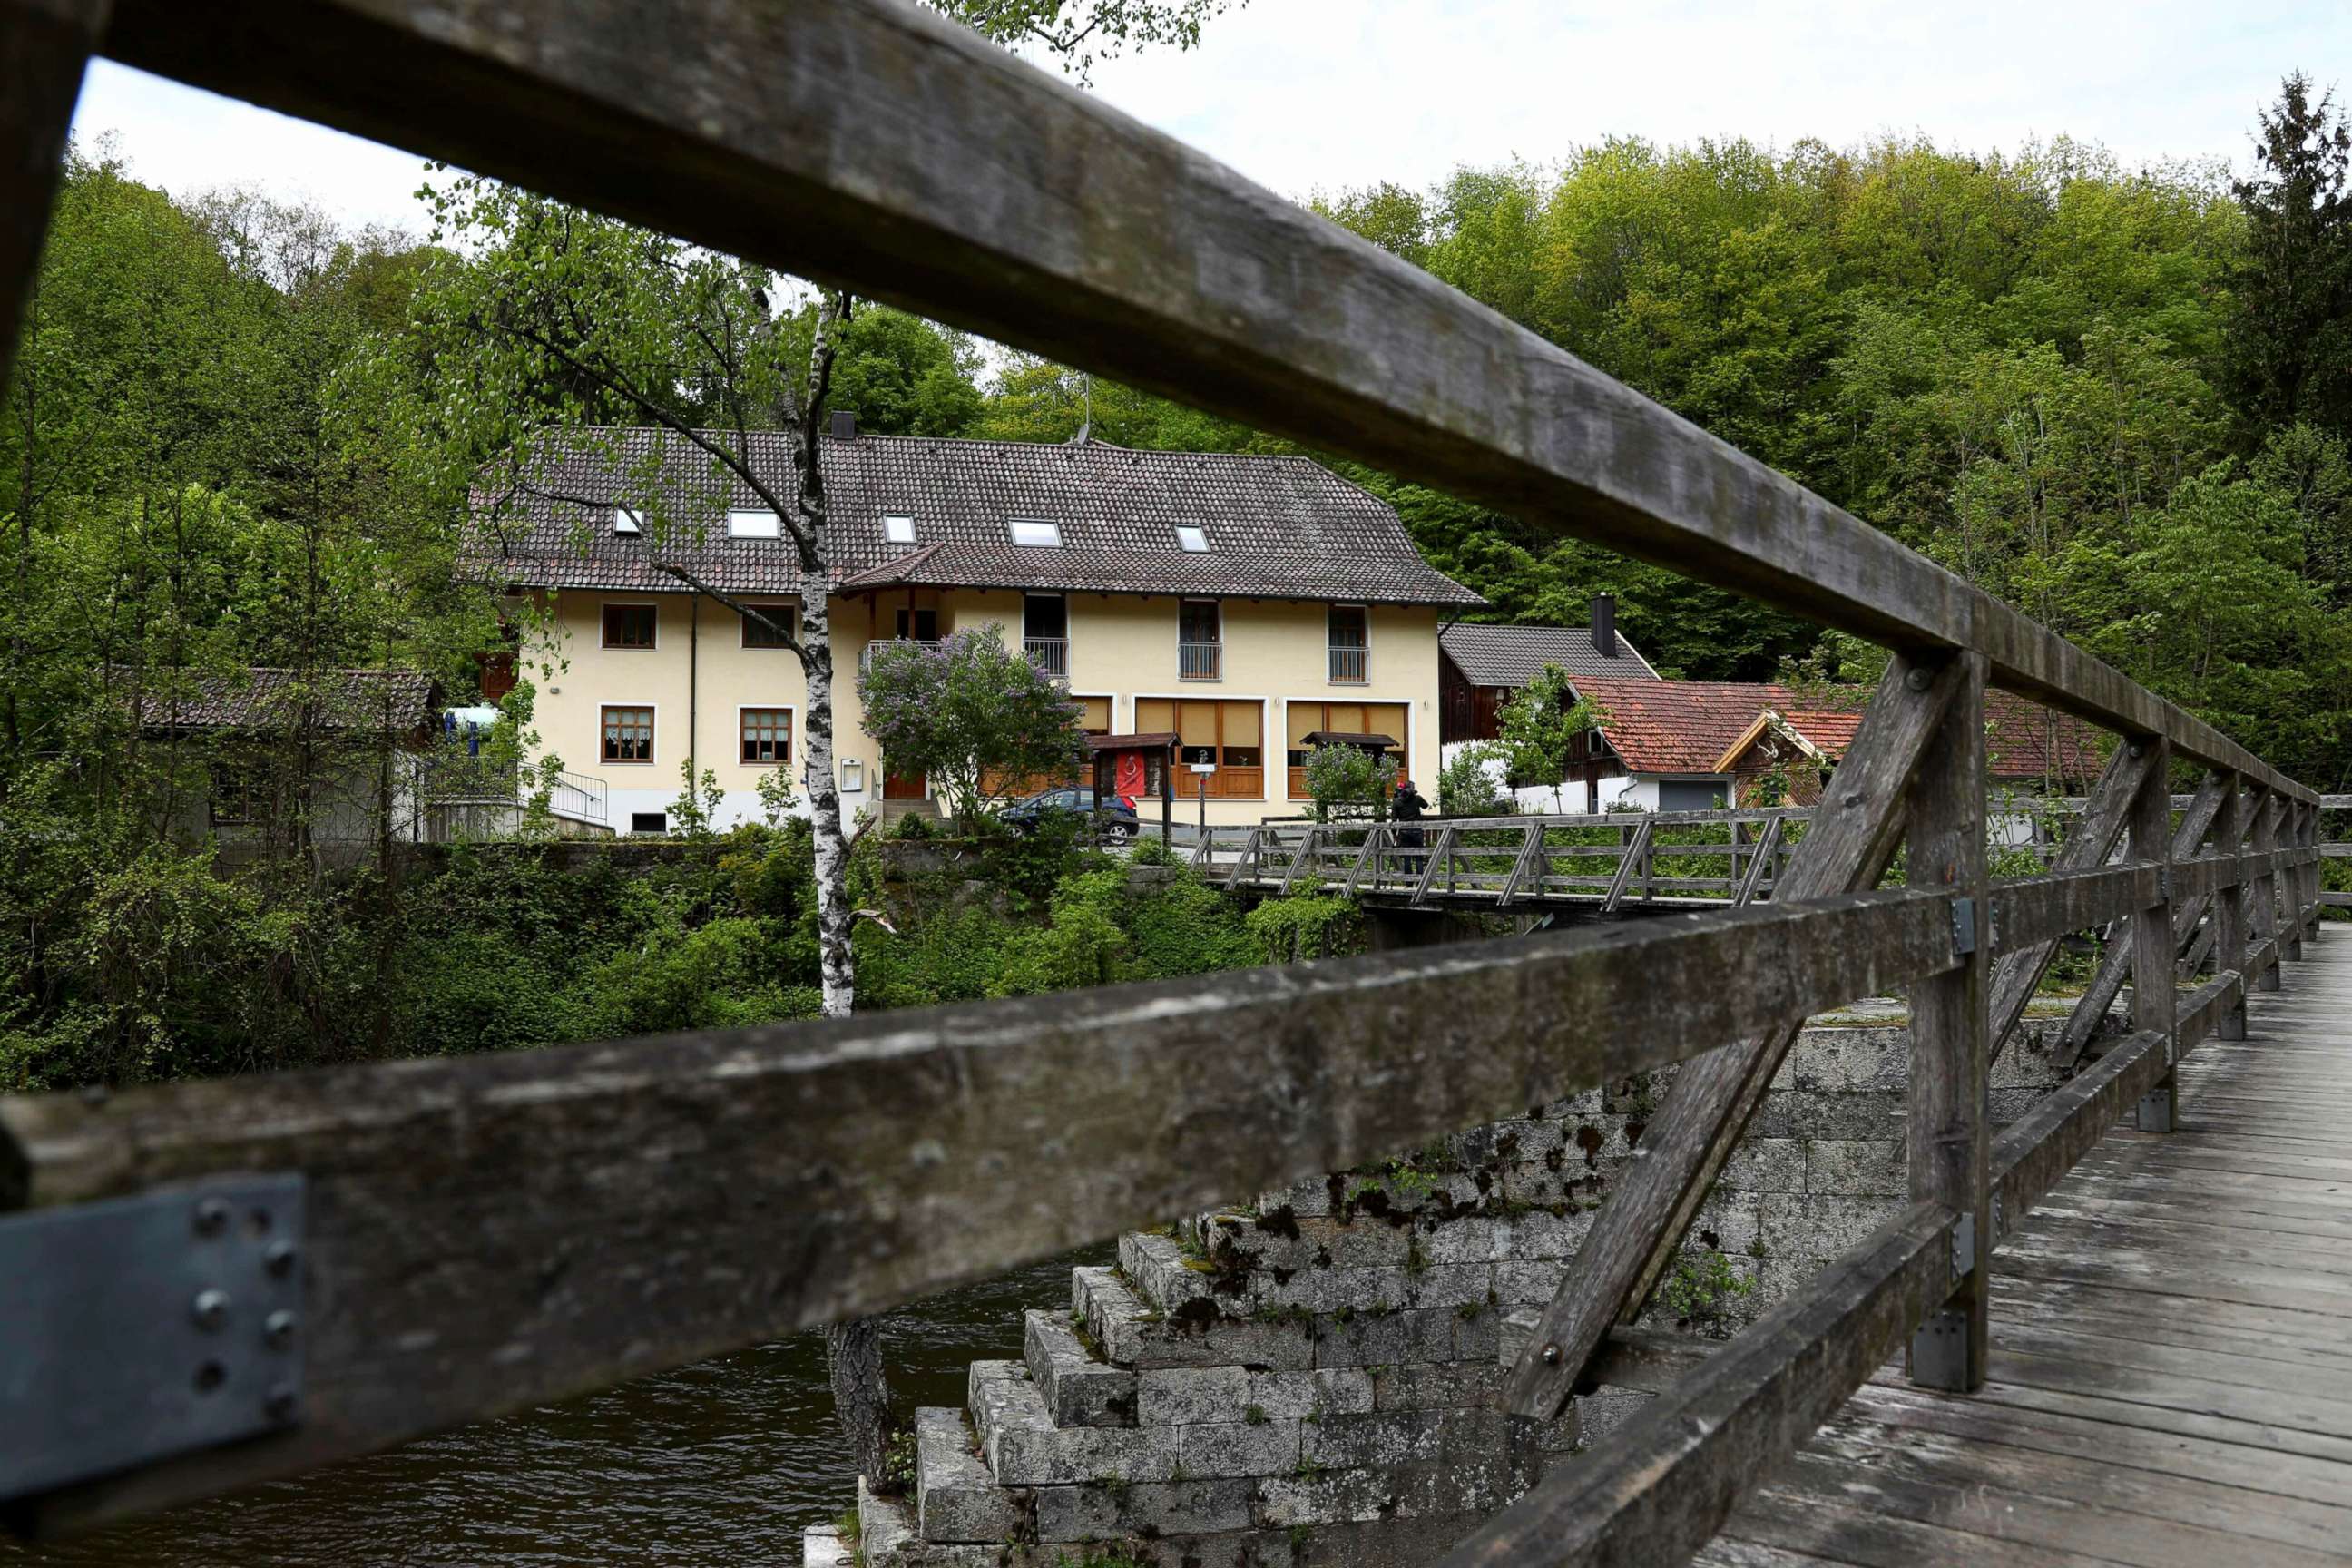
1391, 774, 1428, 877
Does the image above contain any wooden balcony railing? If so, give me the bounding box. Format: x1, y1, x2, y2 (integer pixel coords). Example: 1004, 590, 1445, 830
0, 4, 2328, 1560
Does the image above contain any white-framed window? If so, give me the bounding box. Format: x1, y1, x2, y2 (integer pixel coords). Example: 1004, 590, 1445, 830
728, 508, 781, 539
1175, 524, 1209, 552
613, 507, 642, 536
1008, 517, 1063, 548
883, 514, 917, 544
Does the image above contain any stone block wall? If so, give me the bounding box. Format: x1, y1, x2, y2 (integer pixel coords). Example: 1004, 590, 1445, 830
806, 1000, 2087, 1568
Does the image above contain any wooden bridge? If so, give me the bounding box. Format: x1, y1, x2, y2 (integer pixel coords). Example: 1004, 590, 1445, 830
1690, 931, 2352, 1566
1198, 808, 1806, 913
2, 5, 2347, 1566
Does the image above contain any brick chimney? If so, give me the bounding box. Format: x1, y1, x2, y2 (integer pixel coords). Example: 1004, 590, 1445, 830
829, 409, 858, 440
1591, 593, 1618, 659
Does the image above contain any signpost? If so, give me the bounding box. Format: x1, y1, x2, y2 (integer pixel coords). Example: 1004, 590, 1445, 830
1191, 762, 1216, 845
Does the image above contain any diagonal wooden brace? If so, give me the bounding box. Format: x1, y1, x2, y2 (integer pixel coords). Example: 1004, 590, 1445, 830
1502, 651, 1964, 1421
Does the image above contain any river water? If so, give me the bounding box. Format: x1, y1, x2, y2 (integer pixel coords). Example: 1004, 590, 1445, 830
5, 1247, 1110, 1568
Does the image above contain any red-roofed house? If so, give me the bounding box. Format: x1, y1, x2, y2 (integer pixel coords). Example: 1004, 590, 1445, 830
1568, 678, 1801, 811
1712, 690, 2111, 807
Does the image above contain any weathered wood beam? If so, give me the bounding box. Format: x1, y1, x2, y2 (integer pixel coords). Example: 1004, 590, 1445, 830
1988, 864, 2162, 958
93, 0, 2311, 801
1410, 823, 1458, 907
2129, 740, 2178, 1132
2059, 779, 2247, 1062
1732, 815, 1780, 906
1903, 652, 1990, 1392
1502, 652, 1959, 1422
1983, 750, 2171, 1064
0, 0, 108, 382
0, 886, 1963, 1530
1994, 972, 2239, 1240
1443, 1202, 1955, 1568
1601, 818, 1650, 913
1495, 822, 1543, 907
1991, 1028, 2166, 1238
2251, 786, 2281, 992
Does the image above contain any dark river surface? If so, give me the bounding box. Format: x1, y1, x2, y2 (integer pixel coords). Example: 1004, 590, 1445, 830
5, 1246, 1111, 1568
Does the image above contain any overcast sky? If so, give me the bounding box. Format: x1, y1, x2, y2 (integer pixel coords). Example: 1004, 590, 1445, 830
70, 0, 2347, 239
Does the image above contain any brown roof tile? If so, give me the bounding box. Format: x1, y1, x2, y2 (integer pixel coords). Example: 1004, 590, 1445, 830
1574, 678, 1795, 775
465, 429, 1485, 609
136, 668, 434, 733
1439, 622, 1660, 686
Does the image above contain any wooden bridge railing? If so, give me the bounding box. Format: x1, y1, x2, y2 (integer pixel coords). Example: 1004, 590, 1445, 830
1208, 806, 1815, 907
0, 4, 2328, 1563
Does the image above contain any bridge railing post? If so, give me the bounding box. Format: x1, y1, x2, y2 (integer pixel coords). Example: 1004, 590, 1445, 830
2132, 739, 2178, 1132
2310, 801, 2328, 938
2281, 800, 2307, 965
1906, 652, 1990, 1393
2251, 788, 2281, 992
2217, 775, 2249, 1041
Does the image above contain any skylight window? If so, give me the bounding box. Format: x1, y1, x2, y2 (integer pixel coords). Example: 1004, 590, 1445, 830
1175, 524, 1209, 553
884, 514, 917, 545
1008, 517, 1063, 548
613, 507, 642, 536
728, 509, 781, 540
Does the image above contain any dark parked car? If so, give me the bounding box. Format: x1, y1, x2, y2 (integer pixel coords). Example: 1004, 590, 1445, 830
1000, 786, 1140, 842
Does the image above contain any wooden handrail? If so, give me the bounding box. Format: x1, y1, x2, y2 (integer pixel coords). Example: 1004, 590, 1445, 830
0, 0, 2331, 1551
3, 886, 1964, 1527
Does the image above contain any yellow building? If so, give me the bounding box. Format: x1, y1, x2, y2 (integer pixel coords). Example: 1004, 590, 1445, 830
469, 424, 1483, 832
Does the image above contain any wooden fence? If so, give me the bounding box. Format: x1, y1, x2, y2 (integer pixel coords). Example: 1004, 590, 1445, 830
0, 4, 2328, 1563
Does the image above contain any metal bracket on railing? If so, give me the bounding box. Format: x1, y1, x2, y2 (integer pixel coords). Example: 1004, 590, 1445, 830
1950, 1210, 1977, 1280
1950, 897, 1979, 957
2156, 865, 2172, 903
0, 1173, 307, 1503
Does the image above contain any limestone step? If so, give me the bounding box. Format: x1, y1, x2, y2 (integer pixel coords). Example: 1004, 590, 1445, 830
912, 1406, 1026, 1544
1072, 1262, 1315, 1371
967, 1357, 1302, 1488
1022, 1308, 1137, 1426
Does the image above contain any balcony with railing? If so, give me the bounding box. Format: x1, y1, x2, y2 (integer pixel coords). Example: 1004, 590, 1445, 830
1178, 641, 1221, 681
1023, 635, 1069, 679
859, 637, 942, 672
1328, 643, 1367, 683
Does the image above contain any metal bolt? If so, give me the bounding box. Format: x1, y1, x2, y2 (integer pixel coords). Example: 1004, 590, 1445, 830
191, 1289, 230, 1331
1541, 1342, 1562, 1365
1904, 668, 1933, 693
2129, 741, 2146, 758
263, 1238, 299, 1278
264, 1383, 299, 1422
264, 1310, 299, 1349
193, 1199, 230, 1238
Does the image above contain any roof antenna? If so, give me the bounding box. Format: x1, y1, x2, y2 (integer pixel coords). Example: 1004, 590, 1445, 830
1072, 372, 1093, 446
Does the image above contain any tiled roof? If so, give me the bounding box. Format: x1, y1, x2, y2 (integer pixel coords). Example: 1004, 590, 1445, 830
1574, 678, 1795, 775
1984, 690, 2112, 785
136, 668, 434, 733
1688, 687, 2111, 785
1439, 622, 1660, 685
464, 429, 1485, 609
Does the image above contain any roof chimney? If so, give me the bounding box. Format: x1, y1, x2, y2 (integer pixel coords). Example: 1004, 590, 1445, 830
1591, 593, 1618, 659
829, 409, 858, 441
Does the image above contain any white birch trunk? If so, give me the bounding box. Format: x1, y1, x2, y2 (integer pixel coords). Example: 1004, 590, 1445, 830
800, 591, 857, 1020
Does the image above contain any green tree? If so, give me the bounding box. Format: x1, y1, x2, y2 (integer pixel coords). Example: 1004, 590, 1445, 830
858, 627, 1087, 830
1494, 667, 1602, 813
2224, 74, 2352, 444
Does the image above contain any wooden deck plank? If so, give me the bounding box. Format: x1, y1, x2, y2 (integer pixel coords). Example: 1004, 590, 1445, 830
1716, 934, 2352, 1565
1807, 1406, 2352, 1553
